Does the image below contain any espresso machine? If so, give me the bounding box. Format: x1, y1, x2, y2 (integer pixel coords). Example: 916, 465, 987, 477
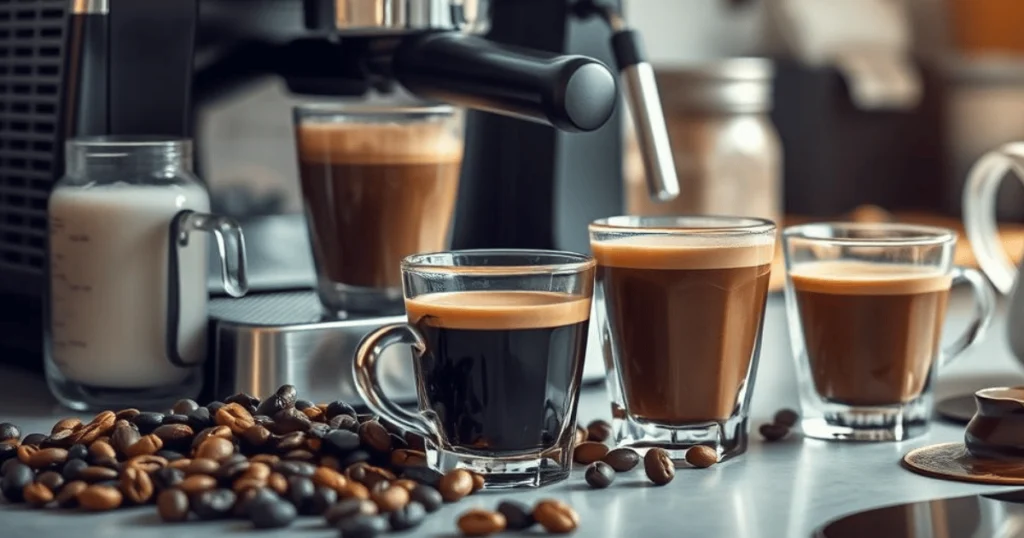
0, 0, 676, 402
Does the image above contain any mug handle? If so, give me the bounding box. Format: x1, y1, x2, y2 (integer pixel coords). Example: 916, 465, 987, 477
963, 142, 1024, 295
166, 210, 248, 368
940, 266, 996, 368
353, 323, 442, 444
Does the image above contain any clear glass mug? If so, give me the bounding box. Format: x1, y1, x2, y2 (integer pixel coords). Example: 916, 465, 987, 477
353, 250, 594, 488
590, 216, 776, 462
782, 222, 996, 441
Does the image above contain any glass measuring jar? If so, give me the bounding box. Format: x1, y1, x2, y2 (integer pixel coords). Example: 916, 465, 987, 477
45, 137, 247, 411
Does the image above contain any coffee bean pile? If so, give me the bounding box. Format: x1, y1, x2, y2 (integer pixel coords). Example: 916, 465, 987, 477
457, 499, 579, 536
0, 385, 576, 536
759, 408, 800, 442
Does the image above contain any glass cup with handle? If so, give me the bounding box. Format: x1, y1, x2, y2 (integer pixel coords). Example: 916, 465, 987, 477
353, 249, 595, 489
782, 222, 996, 441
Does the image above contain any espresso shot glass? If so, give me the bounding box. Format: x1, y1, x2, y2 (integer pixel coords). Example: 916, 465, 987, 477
293, 103, 463, 316
590, 216, 776, 462
353, 250, 595, 489
783, 223, 996, 441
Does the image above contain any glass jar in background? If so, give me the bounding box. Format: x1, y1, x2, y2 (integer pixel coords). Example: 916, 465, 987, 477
46, 137, 247, 411
625, 58, 782, 227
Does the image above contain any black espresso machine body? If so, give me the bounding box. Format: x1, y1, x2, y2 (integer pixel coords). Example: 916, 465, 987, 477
0, 0, 675, 372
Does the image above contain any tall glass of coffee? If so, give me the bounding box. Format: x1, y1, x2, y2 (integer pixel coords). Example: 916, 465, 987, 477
590, 216, 776, 462
783, 222, 996, 441
353, 250, 595, 488
293, 103, 462, 316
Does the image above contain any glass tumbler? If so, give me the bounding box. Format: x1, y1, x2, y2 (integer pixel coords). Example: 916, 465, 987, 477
590, 216, 776, 462
783, 222, 996, 441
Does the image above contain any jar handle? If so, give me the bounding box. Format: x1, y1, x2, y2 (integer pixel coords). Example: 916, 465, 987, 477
166, 210, 248, 368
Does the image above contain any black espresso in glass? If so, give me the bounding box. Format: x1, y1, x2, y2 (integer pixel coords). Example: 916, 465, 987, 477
354, 250, 595, 489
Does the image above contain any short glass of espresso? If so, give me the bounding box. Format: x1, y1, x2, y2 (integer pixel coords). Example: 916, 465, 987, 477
353, 250, 595, 488
782, 222, 996, 441
590, 216, 776, 462
293, 103, 463, 316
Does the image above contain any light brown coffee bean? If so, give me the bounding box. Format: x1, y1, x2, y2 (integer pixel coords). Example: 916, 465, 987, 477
28, 447, 68, 468
195, 437, 234, 462
685, 446, 718, 468
644, 448, 675, 486
78, 485, 123, 511
23, 483, 53, 507
215, 403, 255, 435
186, 458, 220, 476
56, 480, 87, 508
586, 420, 612, 443
179, 474, 217, 496
242, 462, 271, 482
249, 453, 280, 466
390, 449, 426, 468
152, 424, 193, 445
78, 466, 119, 482
312, 466, 346, 490
393, 479, 418, 492
358, 421, 392, 452
73, 411, 116, 445
231, 477, 266, 495
115, 408, 141, 421
470, 472, 485, 493
438, 469, 473, 502
191, 425, 233, 451
52, 418, 82, 435
302, 406, 324, 422
125, 435, 163, 458
458, 508, 506, 536
168, 458, 192, 471
89, 440, 116, 461
267, 472, 288, 496
602, 448, 640, 472
157, 489, 190, 522
44, 429, 75, 448
127, 454, 168, 474
337, 481, 370, 500
240, 425, 271, 447
110, 420, 141, 456
371, 484, 409, 512
17, 444, 38, 465
283, 449, 315, 462
120, 465, 154, 504
534, 499, 579, 534
573, 441, 609, 464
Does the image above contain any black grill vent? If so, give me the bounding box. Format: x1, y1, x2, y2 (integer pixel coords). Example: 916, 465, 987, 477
0, 0, 66, 287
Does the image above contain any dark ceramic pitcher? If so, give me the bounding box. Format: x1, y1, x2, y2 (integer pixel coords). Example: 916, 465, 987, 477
965, 387, 1024, 460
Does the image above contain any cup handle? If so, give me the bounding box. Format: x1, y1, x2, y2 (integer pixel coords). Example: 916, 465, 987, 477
962, 142, 1024, 295
353, 323, 442, 444
940, 266, 996, 368
166, 210, 249, 368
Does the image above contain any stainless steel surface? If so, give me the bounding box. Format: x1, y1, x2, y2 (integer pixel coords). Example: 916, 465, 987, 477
815, 492, 1024, 538
70, 0, 109, 14
331, 0, 488, 34
623, 62, 680, 202
3, 292, 1024, 536
654, 57, 775, 114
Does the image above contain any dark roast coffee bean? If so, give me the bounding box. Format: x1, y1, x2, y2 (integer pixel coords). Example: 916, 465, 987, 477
225, 392, 260, 414
186, 407, 213, 432
325, 429, 360, 456
206, 401, 226, 415
153, 424, 194, 446
109, 420, 141, 456
1, 458, 19, 476
0, 423, 20, 443
644, 448, 675, 486
326, 401, 357, 420
1, 462, 33, 501
270, 408, 311, 435
401, 465, 443, 488
42, 429, 74, 449
573, 441, 609, 464
287, 475, 315, 508
22, 433, 47, 446
340, 449, 371, 468
760, 423, 790, 442
36, 470, 64, 492
131, 412, 164, 434
307, 486, 337, 516
438, 469, 473, 502
115, 408, 141, 421
586, 420, 612, 443
388, 433, 408, 451
250, 497, 297, 529
157, 489, 190, 522
274, 431, 307, 452
162, 414, 190, 427
156, 450, 185, 462
253, 415, 275, 428
405, 484, 440, 514
0, 443, 16, 465
152, 467, 185, 490
66, 443, 88, 462
337, 514, 389, 538
389, 501, 425, 531
602, 448, 640, 472
585, 461, 615, 489
56, 480, 86, 508
61, 458, 88, 481
774, 408, 800, 428
358, 421, 392, 453
458, 509, 507, 536
497, 499, 534, 530
216, 459, 250, 483
294, 399, 314, 411
275, 460, 316, 478
241, 425, 272, 447
534, 499, 579, 534
172, 399, 200, 416
326, 498, 378, 525
193, 488, 236, 520
686, 446, 718, 468
329, 415, 359, 432
255, 394, 288, 418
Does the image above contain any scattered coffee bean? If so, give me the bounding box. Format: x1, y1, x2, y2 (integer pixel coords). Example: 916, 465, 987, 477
644, 448, 675, 486
88, 441, 116, 463
534, 499, 579, 534
78, 484, 122, 511
42, 429, 75, 449
586, 420, 612, 443
686, 446, 718, 468
371, 484, 409, 512
120, 465, 154, 504
250, 497, 297, 529
156, 450, 185, 462
215, 403, 256, 435
327, 401, 357, 420
28, 447, 68, 468
389, 500, 426, 531
307, 486, 337, 516
23, 482, 53, 507
152, 467, 185, 491
255, 386, 294, 418
0, 443, 17, 465
224, 393, 260, 414
206, 402, 226, 416
186, 458, 220, 476
151, 424, 193, 447
340, 449, 371, 468
268, 472, 288, 495
241, 425, 272, 447
196, 437, 234, 462
438, 469, 473, 502
22, 433, 47, 446
470, 472, 485, 492
130, 412, 164, 435
329, 415, 359, 432
61, 459, 88, 481
66, 444, 88, 462
0, 423, 21, 443
1, 462, 32, 501
51, 418, 81, 435
125, 434, 163, 458
393, 479, 418, 491
573, 441, 609, 464
337, 513, 389, 538
110, 420, 141, 456
326, 498, 379, 525
602, 448, 640, 472
36, 470, 63, 492
270, 408, 311, 435
497, 499, 535, 530
585, 461, 615, 489
773, 408, 799, 428
312, 465, 346, 490
193, 488, 236, 520
339, 481, 372, 501
759, 423, 790, 442
78, 466, 118, 483
358, 421, 392, 453
458, 508, 506, 536
162, 414, 190, 426
1, 458, 19, 476
292, 399, 312, 411
114, 409, 141, 421
274, 431, 307, 452
171, 399, 199, 416
409, 484, 443, 513
302, 407, 324, 422
287, 475, 315, 512
179, 474, 217, 496
157, 489, 190, 522
56, 480, 86, 508
16, 444, 37, 465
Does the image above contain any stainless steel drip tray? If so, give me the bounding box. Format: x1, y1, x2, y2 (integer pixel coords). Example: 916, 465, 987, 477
209, 291, 415, 406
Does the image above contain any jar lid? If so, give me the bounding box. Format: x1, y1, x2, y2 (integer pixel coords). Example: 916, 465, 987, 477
654, 58, 775, 114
